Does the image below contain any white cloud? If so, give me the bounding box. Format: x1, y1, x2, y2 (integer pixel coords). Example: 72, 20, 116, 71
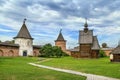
107, 11, 120, 20
27, 4, 61, 22
0, 0, 120, 48
89, 18, 103, 24
94, 7, 110, 13
0, 28, 14, 32
0, 35, 13, 42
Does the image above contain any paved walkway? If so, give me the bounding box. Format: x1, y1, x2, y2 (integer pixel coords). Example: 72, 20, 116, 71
29, 63, 119, 80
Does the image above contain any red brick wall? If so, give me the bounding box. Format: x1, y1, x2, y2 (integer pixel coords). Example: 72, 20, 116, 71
55, 41, 71, 55
33, 48, 40, 57
0, 46, 19, 57
55, 41, 66, 51
55, 41, 66, 52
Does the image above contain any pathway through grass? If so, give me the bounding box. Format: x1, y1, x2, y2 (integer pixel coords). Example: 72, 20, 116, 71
0, 57, 86, 80
39, 57, 120, 79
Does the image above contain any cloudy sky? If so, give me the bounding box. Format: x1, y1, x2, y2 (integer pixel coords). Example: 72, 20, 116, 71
0, 0, 120, 48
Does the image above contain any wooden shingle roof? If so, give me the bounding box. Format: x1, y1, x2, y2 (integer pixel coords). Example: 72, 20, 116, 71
79, 30, 93, 44
111, 45, 120, 54
55, 30, 66, 41
91, 36, 100, 50
14, 19, 33, 40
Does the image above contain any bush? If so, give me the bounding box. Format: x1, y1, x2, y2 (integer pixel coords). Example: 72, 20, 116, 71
28, 55, 33, 57
38, 54, 46, 57
62, 52, 69, 56
39, 43, 66, 58
99, 50, 106, 57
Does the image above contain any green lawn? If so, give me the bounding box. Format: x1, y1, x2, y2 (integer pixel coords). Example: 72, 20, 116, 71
0, 57, 86, 80
39, 57, 120, 79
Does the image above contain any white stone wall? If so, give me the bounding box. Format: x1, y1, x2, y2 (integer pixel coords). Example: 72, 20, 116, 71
15, 38, 33, 56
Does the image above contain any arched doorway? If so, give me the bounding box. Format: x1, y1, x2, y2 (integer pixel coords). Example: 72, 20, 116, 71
23, 50, 27, 56
8, 50, 14, 57
0, 50, 3, 56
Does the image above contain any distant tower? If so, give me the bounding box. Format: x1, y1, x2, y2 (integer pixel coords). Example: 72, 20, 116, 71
14, 19, 33, 56
55, 29, 66, 52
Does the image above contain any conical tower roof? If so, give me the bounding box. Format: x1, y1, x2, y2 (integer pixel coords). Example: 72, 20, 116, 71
55, 29, 66, 41
14, 19, 33, 40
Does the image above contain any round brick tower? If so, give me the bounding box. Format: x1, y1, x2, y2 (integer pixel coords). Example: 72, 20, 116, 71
55, 29, 66, 52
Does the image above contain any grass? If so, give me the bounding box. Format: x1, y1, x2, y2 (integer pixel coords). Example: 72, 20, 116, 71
0, 57, 86, 80
39, 57, 120, 79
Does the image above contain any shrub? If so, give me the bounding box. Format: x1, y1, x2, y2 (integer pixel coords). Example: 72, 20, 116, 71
62, 52, 69, 56
28, 55, 33, 57
99, 50, 106, 57
39, 44, 66, 58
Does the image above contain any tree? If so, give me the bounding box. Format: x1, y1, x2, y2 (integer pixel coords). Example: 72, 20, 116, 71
102, 43, 107, 48
52, 46, 63, 58
4, 40, 14, 44
99, 50, 106, 57
39, 44, 66, 58
40, 43, 53, 57
11, 40, 15, 44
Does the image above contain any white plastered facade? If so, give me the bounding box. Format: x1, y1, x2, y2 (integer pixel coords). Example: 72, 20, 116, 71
15, 38, 33, 56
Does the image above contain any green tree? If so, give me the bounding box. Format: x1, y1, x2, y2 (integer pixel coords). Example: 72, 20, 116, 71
99, 50, 106, 57
4, 40, 14, 44
39, 44, 66, 58
102, 43, 107, 48
53, 46, 63, 58
40, 43, 53, 57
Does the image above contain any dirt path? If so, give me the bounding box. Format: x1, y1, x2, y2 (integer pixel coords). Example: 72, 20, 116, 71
29, 63, 119, 80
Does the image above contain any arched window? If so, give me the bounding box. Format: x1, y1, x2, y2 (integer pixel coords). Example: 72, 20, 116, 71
0, 50, 3, 56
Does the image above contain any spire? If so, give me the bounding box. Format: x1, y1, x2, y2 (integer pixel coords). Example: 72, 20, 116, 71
23, 18, 27, 24
84, 18, 88, 32
60, 29, 62, 33
55, 29, 65, 41
84, 18, 88, 27
14, 19, 33, 40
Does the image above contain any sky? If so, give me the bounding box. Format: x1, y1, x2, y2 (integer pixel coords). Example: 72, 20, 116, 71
0, 0, 120, 49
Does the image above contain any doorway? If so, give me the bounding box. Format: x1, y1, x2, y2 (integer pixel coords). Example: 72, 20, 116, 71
23, 50, 27, 56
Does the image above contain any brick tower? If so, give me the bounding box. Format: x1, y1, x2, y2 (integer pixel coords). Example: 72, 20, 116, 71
55, 29, 66, 52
